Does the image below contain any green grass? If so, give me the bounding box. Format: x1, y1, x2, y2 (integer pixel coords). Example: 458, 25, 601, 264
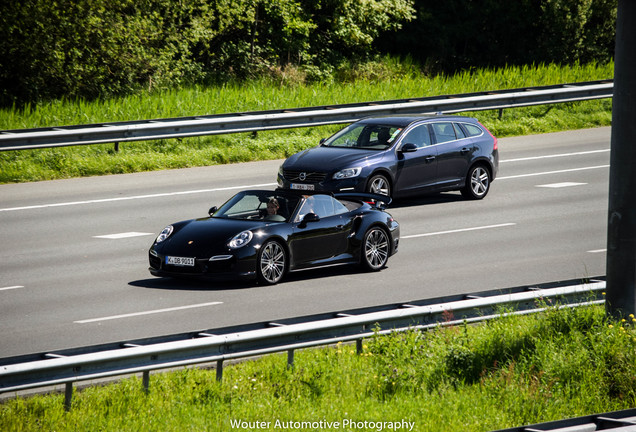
0, 61, 613, 184
1, 303, 635, 431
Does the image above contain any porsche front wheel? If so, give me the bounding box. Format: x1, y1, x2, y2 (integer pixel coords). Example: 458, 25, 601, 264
257, 241, 287, 285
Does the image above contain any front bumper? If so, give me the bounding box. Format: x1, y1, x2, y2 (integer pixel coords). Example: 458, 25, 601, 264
149, 248, 257, 281
277, 172, 367, 193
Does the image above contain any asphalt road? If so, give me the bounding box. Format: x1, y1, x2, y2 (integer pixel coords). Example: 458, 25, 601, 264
0, 127, 610, 358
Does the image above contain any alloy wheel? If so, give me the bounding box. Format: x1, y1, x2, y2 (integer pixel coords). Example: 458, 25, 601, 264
363, 228, 389, 271
258, 241, 286, 284
470, 166, 489, 197
368, 175, 390, 197
462, 165, 490, 200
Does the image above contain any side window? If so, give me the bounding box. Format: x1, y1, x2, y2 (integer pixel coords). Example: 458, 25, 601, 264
366, 125, 401, 149
463, 123, 484, 137
296, 195, 346, 221
311, 195, 344, 218
330, 196, 349, 215
401, 124, 431, 148
453, 123, 467, 139
431, 122, 457, 144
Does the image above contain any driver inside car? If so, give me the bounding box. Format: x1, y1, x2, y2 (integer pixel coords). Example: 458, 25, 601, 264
264, 197, 285, 221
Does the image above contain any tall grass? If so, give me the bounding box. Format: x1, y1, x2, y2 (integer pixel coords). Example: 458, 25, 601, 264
0, 61, 614, 183
1, 304, 634, 431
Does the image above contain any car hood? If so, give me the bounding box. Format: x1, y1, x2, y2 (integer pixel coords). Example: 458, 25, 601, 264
284, 146, 383, 171
158, 217, 268, 256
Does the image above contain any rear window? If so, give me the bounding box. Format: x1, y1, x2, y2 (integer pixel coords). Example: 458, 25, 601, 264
463, 123, 484, 137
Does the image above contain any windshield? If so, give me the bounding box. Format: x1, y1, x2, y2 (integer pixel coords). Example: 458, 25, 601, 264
323, 123, 402, 150
213, 191, 300, 222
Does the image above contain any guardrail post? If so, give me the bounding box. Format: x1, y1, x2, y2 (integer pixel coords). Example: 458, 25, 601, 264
142, 371, 150, 394
356, 339, 363, 355
287, 349, 294, 369
64, 382, 73, 411
216, 359, 223, 381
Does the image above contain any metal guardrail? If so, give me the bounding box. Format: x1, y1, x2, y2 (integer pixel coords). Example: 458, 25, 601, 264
0, 80, 612, 151
492, 408, 636, 432
0, 278, 605, 409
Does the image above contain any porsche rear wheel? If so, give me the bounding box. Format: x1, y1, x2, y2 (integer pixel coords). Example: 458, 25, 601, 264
257, 240, 287, 285
361, 227, 390, 271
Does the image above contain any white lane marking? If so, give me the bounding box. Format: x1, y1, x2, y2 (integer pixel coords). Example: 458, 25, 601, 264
402, 223, 516, 239
536, 182, 587, 188
74, 301, 223, 324
498, 165, 609, 180
588, 249, 607, 254
0, 285, 24, 291
0, 149, 612, 213
0, 182, 277, 212
501, 149, 609, 163
93, 232, 153, 239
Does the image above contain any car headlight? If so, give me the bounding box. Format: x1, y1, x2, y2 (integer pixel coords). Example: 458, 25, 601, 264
333, 167, 362, 180
229, 230, 253, 249
155, 225, 173, 243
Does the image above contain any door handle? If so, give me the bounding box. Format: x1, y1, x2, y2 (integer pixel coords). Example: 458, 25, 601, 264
460, 147, 470, 154
425, 156, 436, 163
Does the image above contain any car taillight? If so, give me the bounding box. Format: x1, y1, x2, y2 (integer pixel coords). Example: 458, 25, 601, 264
479, 121, 498, 150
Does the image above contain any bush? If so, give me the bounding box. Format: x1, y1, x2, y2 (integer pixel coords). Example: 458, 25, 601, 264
0, 0, 416, 107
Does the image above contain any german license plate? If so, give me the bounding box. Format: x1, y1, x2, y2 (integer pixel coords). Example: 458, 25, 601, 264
166, 256, 195, 266
291, 183, 314, 191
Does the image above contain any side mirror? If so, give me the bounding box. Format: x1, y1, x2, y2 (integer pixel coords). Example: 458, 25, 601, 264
302, 213, 320, 223
399, 143, 418, 153
208, 206, 218, 217
299, 212, 320, 227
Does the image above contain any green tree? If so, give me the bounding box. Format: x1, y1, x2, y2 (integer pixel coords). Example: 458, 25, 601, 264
0, 0, 214, 105
376, 0, 616, 72
538, 0, 617, 64
0, 0, 415, 106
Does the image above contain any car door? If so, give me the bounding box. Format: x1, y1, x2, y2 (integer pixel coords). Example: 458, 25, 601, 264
431, 122, 475, 186
393, 123, 438, 194
289, 195, 351, 265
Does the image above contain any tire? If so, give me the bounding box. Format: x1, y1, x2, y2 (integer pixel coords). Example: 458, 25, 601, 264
361, 227, 390, 271
256, 240, 287, 285
461, 164, 490, 200
366, 174, 391, 198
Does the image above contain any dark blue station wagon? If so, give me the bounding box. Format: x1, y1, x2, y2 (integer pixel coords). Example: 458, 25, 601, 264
277, 115, 499, 200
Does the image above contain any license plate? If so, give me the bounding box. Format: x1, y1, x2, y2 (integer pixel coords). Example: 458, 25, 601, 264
291, 183, 314, 191
166, 256, 195, 267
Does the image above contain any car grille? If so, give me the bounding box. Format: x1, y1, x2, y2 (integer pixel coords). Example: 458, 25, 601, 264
283, 169, 327, 183
149, 254, 161, 269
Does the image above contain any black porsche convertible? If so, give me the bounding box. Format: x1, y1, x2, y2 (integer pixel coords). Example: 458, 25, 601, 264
148, 189, 400, 285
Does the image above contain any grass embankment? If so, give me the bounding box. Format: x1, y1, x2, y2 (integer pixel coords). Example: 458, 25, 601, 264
1, 304, 635, 431
0, 61, 613, 184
